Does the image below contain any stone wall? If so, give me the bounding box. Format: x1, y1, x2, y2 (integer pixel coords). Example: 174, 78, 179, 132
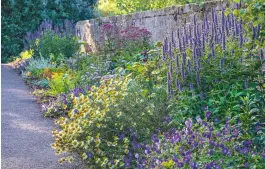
76, 0, 229, 53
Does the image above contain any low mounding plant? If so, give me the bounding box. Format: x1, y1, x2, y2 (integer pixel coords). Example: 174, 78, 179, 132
25, 57, 56, 72
52, 71, 168, 168
138, 117, 265, 169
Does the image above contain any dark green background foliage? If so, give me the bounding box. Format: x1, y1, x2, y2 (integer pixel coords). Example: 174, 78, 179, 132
1, 0, 97, 63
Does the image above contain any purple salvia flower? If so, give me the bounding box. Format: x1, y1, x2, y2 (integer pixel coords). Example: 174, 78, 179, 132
179, 36, 183, 52
169, 42, 173, 59
252, 26, 256, 40
202, 33, 205, 53
171, 31, 175, 47
206, 110, 211, 119
167, 72, 171, 96
185, 118, 193, 129
175, 78, 181, 92
170, 62, 173, 79
177, 28, 180, 40
182, 37, 186, 50
196, 71, 201, 90
257, 24, 261, 39
176, 54, 180, 72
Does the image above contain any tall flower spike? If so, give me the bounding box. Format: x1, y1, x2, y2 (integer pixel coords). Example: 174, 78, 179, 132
196, 71, 201, 90
176, 54, 180, 74
167, 72, 171, 96
169, 42, 173, 60
171, 31, 175, 48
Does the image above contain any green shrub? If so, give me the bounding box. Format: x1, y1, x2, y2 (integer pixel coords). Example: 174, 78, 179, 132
1, 0, 96, 63
96, 0, 205, 16
34, 31, 80, 61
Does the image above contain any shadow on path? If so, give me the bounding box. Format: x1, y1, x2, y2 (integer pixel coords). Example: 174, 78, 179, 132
1, 65, 85, 169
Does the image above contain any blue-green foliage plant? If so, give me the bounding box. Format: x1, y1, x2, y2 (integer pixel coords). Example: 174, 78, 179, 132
25, 57, 56, 73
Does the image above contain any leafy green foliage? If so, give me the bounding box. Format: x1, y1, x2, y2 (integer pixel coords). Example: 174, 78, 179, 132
96, 0, 205, 16
34, 31, 80, 61
1, 0, 96, 63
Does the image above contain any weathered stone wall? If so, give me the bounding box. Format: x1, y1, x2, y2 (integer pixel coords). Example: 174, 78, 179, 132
76, 0, 229, 53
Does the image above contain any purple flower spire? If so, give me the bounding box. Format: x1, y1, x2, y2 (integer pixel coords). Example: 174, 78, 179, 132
175, 78, 181, 92
169, 42, 173, 60
167, 72, 172, 96
171, 31, 175, 48
196, 71, 201, 90
185, 118, 193, 129
176, 54, 180, 72
256, 24, 261, 39
206, 110, 211, 120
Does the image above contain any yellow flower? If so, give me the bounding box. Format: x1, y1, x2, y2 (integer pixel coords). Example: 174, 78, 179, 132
81, 153, 88, 160
161, 160, 175, 169
124, 149, 129, 154
26, 71, 31, 77
71, 140, 79, 147
116, 112, 122, 117
68, 156, 73, 163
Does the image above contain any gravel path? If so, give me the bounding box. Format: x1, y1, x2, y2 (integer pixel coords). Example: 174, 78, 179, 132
1, 65, 85, 169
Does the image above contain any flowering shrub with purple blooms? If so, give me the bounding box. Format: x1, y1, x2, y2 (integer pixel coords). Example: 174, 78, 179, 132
44, 87, 88, 117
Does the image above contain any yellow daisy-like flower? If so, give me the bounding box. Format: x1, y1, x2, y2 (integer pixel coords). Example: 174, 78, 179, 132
68, 156, 73, 163
81, 153, 88, 160
71, 140, 79, 148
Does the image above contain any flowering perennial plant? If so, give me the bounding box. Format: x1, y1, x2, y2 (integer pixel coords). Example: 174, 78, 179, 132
52, 75, 133, 167
161, 5, 263, 96
140, 117, 265, 168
